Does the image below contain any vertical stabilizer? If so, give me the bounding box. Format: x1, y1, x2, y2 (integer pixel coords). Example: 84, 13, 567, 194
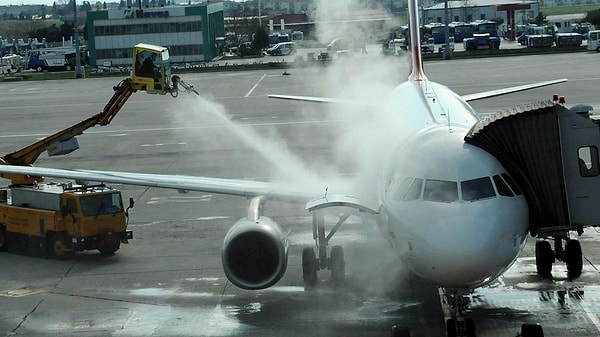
408, 0, 426, 81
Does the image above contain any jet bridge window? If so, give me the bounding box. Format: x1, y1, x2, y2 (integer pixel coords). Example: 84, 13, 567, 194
423, 179, 458, 203
578, 146, 600, 177
461, 177, 496, 201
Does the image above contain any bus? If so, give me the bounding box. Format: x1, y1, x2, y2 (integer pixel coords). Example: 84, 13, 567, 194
424, 23, 446, 44
588, 30, 600, 52
448, 22, 473, 42
471, 20, 498, 37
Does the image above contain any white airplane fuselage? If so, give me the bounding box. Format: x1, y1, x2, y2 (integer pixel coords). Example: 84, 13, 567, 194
377, 80, 529, 289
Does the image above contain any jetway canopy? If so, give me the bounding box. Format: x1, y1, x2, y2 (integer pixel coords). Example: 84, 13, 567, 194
465, 101, 600, 236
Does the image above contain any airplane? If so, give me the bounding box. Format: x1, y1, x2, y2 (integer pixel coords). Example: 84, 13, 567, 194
0, 0, 572, 336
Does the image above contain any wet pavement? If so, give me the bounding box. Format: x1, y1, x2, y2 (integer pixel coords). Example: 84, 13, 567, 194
1, 52, 600, 336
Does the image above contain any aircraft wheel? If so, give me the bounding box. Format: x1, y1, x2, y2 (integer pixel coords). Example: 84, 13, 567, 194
330, 245, 345, 283
535, 240, 553, 277
521, 323, 544, 337
48, 233, 74, 260
566, 239, 583, 278
390, 325, 411, 337
302, 247, 318, 289
465, 318, 476, 337
446, 319, 457, 337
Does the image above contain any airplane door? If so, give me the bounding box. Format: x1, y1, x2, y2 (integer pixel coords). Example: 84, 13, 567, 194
559, 109, 600, 227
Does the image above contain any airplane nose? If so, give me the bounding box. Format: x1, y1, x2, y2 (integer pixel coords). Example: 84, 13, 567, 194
407, 216, 525, 289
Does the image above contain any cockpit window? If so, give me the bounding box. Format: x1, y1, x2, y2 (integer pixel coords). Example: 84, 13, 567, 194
423, 179, 458, 203
394, 177, 414, 201
501, 173, 522, 195
461, 177, 496, 201
493, 175, 514, 197
403, 178, 423, 201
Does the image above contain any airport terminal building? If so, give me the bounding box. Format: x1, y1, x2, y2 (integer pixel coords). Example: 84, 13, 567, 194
86, 3, 224, 67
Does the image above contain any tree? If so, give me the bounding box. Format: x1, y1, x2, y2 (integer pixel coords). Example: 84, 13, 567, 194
253, 27, 270, 51
530, 12, 546, 25
584, 9, 600, 26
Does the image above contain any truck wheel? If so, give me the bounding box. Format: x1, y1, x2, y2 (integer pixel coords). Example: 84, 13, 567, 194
0, 225, 7, 252
65, 64, 72, 71
596, 46, 600, 53
98, 242, 120, 255
48, 233, 73, 260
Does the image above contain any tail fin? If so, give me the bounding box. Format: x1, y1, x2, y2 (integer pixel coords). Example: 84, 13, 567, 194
407, 0, 426, 81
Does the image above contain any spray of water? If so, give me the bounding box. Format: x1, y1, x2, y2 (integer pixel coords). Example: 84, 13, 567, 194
170, 0, 417, 296
175, 94, 335, 194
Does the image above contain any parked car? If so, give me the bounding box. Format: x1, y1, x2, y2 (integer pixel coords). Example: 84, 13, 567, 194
238, 42, 261, 57
266, 42, 296, 56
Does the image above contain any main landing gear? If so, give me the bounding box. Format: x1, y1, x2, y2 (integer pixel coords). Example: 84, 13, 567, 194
302, 211, 349, 289
535, 237, 583, 278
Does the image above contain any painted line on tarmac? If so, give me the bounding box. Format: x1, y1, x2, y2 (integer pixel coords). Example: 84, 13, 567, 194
575, 296, 600, 333
244, 73, 267, 97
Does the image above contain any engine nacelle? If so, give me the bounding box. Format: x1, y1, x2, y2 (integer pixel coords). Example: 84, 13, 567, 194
222, 216, 288, 290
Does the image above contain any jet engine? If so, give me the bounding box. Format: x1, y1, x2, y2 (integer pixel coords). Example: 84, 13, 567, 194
221, 196, 288, 290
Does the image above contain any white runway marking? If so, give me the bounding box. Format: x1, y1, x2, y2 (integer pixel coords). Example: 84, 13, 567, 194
244, 73, 267, 97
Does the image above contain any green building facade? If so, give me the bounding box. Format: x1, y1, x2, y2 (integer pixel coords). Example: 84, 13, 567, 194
86, 3, 224, 67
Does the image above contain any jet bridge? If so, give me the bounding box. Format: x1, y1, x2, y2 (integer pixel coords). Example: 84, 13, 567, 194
464, 100, 600, 236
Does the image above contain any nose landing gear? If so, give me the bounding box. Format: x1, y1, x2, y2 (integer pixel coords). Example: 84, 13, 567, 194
301, 211, 348, 289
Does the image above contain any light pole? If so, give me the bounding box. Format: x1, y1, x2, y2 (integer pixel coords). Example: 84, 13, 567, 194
258, 0, 261, 27
443, 0, 451, 59
74, 0, 83, 78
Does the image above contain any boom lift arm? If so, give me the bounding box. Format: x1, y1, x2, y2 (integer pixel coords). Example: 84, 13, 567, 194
0, 43, 198, 185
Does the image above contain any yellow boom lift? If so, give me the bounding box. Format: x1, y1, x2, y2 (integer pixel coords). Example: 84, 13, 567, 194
0, 43, 198, 259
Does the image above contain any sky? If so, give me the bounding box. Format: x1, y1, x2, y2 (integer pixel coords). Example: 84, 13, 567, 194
1, 1, 190, 6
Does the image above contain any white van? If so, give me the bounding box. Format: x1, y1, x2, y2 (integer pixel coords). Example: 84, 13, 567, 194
266, 42, 296, 56
587, 30, 600, 52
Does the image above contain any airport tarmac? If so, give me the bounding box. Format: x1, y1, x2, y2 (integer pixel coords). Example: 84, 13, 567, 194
1, 52, 600, 337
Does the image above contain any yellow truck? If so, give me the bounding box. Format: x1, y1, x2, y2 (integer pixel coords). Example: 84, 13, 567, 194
0, 183, 133, 258
0, 43, 198, 259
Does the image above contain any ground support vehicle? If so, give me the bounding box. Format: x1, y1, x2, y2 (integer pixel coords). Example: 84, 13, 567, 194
0, 183, 134, 258
525, 35, 555, 48
587, 30, 600, 52
383, 38, 407, 55
266, 42, 296, 56
421, 38, 435, 53
0, 54, 24, 74
463, 33, 501, 50
438, 37, 455, 53
25, 47, 80, 72
0, 43, 199, 258
555, 33, 584, 47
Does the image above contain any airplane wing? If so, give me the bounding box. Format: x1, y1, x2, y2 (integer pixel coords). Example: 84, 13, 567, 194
0, 165, 318, 202
267, 94, 376, 108
461, 78, 568, 102
269, 79, 568, 104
